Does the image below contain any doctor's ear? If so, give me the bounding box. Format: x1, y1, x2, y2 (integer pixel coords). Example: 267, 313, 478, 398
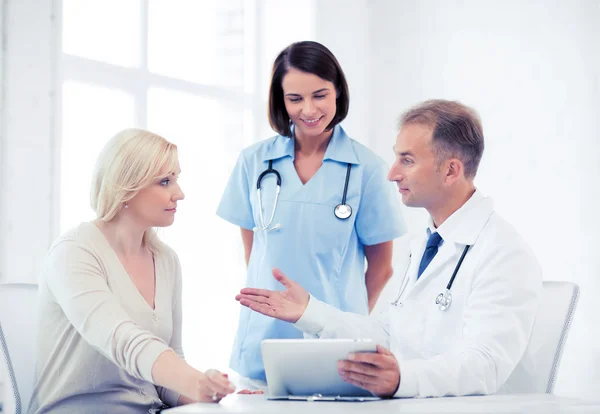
444, 158, 463, 184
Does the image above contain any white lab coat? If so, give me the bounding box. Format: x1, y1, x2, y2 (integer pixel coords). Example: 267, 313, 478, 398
294, 190, 543, 398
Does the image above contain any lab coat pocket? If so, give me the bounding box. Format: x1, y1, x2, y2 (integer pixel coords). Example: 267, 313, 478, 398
390, 298, 427, 357
423, 292, 466, 356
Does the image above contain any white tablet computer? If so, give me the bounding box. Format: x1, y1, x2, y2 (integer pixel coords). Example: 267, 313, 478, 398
261, 338, 380, 401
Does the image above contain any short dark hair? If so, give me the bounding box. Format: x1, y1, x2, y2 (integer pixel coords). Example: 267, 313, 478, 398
399, 100, 485, 178
268, 41, 350, 137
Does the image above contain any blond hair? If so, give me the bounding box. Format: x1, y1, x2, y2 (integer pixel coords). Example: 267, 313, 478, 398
90, 128, 179, 252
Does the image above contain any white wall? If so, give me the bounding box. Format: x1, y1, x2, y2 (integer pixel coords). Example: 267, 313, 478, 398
0, 0, 3, 391
0, 0, 56, 405
0, 0, 57, 284
367, 0, 600, 398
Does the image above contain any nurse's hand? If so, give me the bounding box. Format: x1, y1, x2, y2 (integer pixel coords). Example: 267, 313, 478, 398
235, 268, 309, 323
337, 345, 401, 398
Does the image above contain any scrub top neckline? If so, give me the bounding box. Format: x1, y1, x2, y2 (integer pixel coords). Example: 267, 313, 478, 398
291, 157, 325, 187
290, 128, 334, 187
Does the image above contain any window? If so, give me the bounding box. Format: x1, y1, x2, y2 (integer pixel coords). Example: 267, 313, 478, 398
60, 0, 315, 372
60, 0, 252, 372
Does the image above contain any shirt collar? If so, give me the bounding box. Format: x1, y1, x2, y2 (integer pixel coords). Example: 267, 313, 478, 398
261, 124, 360, 165
261, 132, 295, 162
427, 189, 494, 245
323, 125, 360, 165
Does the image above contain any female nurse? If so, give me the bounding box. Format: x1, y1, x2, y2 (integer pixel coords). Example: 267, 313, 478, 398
217, 41, 406, 381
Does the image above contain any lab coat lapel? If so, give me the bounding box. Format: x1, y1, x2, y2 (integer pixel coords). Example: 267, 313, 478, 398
400, 191, 495, 300
414, 241, 460, 286
399, 235, 426, 299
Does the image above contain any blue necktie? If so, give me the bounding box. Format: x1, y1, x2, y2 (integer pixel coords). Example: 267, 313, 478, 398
417, 232, 443, 279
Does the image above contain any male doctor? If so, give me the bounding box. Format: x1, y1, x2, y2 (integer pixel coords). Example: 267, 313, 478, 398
235, 99, 543, 398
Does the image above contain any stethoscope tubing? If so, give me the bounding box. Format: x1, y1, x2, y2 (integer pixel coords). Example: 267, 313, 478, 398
255, 160, 281, 231
391, 244, 471, 310
445, 245, 471, 290
256, 160, 281, 189
256, 159, 353, 228
341, 163, 351, 205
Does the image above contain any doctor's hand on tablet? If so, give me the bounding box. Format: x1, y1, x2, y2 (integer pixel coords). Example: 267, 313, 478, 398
235, 268, 309, 323
338, 345, 401, 398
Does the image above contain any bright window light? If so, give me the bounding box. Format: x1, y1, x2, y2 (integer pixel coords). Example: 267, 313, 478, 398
148, 0, 244, 87
62, 0, 142, 67
60, 81, 136, 232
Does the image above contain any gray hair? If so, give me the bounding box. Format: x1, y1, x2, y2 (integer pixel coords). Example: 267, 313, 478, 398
399, 99, 484, 178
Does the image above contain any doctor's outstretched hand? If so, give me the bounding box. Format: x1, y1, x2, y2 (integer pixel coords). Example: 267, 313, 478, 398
235, 268, 309, 323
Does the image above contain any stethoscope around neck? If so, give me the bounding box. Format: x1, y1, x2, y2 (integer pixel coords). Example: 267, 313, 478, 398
253, 160, 282, 232
391, 244, 471, 311
253, 159, 353, 232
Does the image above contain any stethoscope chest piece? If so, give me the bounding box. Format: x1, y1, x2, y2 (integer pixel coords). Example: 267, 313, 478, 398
334, 163, 353, 220
334, 203, 352, 220
435, 289, 452, 311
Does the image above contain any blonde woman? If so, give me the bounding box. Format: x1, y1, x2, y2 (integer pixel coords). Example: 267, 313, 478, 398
29, 129, 235, 413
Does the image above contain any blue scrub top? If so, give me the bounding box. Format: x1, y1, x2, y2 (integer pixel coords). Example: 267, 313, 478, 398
217, 125, 406, 380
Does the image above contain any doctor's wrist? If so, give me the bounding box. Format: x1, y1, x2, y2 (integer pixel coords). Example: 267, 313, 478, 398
296, 291, 310, 321
293, 295, 327, 335
292, 294, 310, 323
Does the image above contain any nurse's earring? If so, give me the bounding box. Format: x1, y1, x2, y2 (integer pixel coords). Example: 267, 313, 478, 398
124, 201, 128, 209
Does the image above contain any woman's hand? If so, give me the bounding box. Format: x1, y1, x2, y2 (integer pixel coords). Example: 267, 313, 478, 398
153, 351, 235, 405
235, 268, 310, 323
187, 369, 236, 403
237, 389, 265, 395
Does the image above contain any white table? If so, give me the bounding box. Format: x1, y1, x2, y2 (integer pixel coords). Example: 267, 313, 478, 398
164, 394, 600, 413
